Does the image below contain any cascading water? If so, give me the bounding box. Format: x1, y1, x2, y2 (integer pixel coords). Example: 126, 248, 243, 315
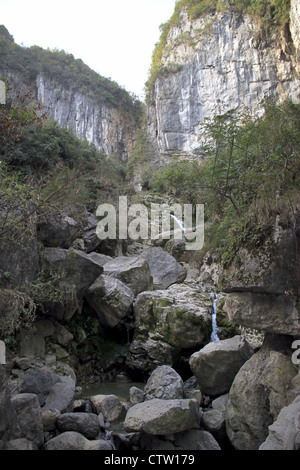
186, 282, 220, 342
171, 214, 186, 232
210, 293, 220, 342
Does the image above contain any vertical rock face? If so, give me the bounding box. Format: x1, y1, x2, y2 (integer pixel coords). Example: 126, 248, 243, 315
291, 0, 300, 61
36, 74, 136, 161
147, 8, 300, 163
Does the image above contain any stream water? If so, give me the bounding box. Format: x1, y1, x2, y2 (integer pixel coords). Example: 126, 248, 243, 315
77, 380, 145, 402
210, 293, 220, 342
186, 282, 220, 342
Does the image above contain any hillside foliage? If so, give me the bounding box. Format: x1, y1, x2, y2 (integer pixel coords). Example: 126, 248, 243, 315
0, 25, 142, 120
148, 100, 300, 264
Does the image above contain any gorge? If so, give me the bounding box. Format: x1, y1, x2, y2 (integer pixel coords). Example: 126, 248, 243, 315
0, 0, 300, 452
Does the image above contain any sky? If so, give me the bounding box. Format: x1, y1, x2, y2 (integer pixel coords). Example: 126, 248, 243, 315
0, 0, 176, 100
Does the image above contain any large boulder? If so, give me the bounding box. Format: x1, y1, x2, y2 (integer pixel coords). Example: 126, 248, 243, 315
20, 364, 76, 412
56, 412, 100, 440
103, 255, 153, 296
219, 222, 300, 296
174, 429, 221, 450
139, 247, 187, 289
43, 375, 76, 413
20, 367, 58, 406
10, 393, 44, 449
124, 398, 199, 435
189, 335, 254, 396
259, 396, 300, 450
85, 275, 134, 328
90, 394, 125, 423
0, 364, 17, 442
223, 292, 300, 336
127, 285, 212, 373
37, 211, 81, 248
226, 334, 298, 450
144, 365, 184, 400
40, 247, 104, 321
44, 431, 113, 450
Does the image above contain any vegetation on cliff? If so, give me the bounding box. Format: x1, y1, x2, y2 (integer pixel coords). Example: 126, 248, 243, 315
147, 99, 300, 265
146, 0, 291, 98
0, 81, 131, 343
0, 25, 142, 119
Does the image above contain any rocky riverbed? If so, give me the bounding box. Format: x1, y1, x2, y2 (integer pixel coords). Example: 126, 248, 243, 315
0, 208, 300, 450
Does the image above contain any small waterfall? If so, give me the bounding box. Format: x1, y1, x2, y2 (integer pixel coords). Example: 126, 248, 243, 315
210, 293, 220, 342
171, 214, 186, 232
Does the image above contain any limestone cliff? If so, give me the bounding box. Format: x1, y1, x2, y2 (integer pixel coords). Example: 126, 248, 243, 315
35, 74, 137, 161
147, 0, 300, 163
0, 28, 141, 161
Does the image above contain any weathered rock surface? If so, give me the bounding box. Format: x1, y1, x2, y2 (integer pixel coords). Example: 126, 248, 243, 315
103, 255, 153, 296
259, 396, 300, 450
144, 365, 183, 400
10, 393, 44, 448
226, 334, 298, 450
36, 74, 137, 160
85, 275, 134, 328
124, 398, 199, 435
37, 211, 81, 249
174, 429, 221, 450
147, 8, 300, 162
0, 365, 17, 442
56, 412, 100, 440
40, 247, 103, 321
189, 335, 254, 396
127, 284, 212, 373
139, 247, 187, 289
43, 375, 76, 413
223, 292, 300, 336
44, 431, 113, 450
90, 394, 125, 423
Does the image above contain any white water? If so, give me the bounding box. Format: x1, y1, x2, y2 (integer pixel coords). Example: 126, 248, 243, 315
210, 293, 220, 342
171, 214, 186, 232
186, 282, 220, 342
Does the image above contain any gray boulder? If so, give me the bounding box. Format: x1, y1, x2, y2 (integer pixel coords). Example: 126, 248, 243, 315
40, 247, 104, 321
174, 429, 221, 450
20, 367, 57, 406
90, 394, 125, 423
224, 292, 300, 336
56, 412, 100, 440
144, 365, 184, 400
85, 275, 134, 328
127, 284, 212, 373
43, 375, 76, 413
124, 398, 199, 435
189, 335, 254, 396
259, 396, 300, 450
3, 438, 37, 450
139, 247, 187, 289
37, 211, 81, 248
129, 386, 144, 406
10, 393, 44, 449
226, 335, 298, 450
103, 255, 153, 296
0, 364, 17, 442
220, 224, 300, 296
44, 431, 113, 450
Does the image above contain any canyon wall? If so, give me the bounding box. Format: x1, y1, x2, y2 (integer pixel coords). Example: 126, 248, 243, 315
147, 2, 300, 163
